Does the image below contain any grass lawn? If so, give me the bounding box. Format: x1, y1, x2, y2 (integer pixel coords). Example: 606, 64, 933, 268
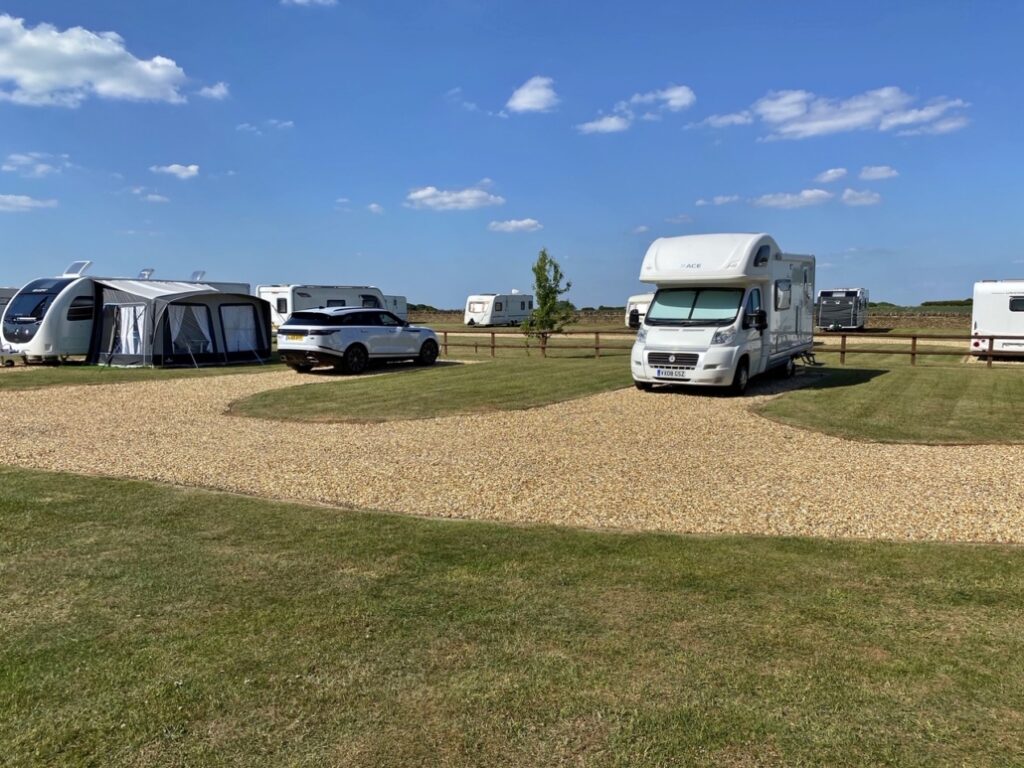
760, 352, 1024, 443
230, 356, 633, 422
2, 467, 1024, 766
0, 361, 281, 392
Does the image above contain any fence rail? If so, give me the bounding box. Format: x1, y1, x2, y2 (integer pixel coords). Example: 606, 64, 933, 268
819, 332, 1024, 368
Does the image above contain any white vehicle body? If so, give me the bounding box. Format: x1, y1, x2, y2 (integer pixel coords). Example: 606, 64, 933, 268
383, 294, 408, 320
817, 288, 869, 330
256, 284, 387, 328
464, 293, 534, 326
276, 307, 439, 373
970, 280, 1024, 355
1, 263, 250, 363
625, 292, 655, 327
631, 233, 815, 393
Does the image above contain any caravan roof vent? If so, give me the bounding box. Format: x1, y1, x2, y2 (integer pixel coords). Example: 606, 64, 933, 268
510, 289, 521, 294
190, 270, 207, 282
138, 268, 155, 280
62, 260, 93, 277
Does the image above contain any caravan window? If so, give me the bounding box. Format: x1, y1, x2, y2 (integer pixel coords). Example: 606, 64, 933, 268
468, 301, 487, 313
327, 299, 347, 307
66, 296, 95, 322
1011, 298, 1024, 312
646, 288, 744, 326
495, 302, 503, 311
275, 298, 288, 314
529, 300, 534, 310
360, 295, 381, 308
775, 280, 792, 311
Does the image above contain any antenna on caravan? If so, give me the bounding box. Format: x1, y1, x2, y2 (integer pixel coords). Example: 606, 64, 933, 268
137, 268, 155, 280
190, 270, 207, 282
62, 260, 93, 278
510, 289, 521, 294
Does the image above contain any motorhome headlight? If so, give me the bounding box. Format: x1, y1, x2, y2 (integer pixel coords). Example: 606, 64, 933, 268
636, 327, 647, 343
711, 326, 736, 346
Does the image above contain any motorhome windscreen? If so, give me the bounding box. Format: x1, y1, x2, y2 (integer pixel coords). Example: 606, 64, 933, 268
468, 301, 487, 312
645, 288, 744, 326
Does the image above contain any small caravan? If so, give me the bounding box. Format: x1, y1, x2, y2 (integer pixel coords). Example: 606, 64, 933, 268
256, 284, 386, 328
625, 293, 655, 327
464, 292, 534, 326
817, 288, 869, 330
630, 233, 815, 394
970, 280, 1024, 355
383, 294, 408, 320
1, 262, 251, 364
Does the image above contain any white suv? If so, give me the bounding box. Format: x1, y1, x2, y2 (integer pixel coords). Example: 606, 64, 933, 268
277, 307, 439, 374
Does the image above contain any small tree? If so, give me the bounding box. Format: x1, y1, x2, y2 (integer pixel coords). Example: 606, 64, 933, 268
522, 248, 573, 350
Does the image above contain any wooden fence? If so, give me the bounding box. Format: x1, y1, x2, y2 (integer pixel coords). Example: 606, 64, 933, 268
439, 330, 633, 358
821, 332, 1024, 367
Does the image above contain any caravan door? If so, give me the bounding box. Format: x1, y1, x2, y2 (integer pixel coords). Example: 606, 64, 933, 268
742, 288, 764, 374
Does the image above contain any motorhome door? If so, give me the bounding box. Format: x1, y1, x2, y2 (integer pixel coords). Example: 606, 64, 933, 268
743, 288, 764, 374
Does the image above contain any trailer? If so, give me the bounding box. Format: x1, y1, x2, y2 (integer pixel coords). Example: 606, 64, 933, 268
256, 284, 387, 328
631, 233, 814, 395
625, 292, 654, 328
1, 262, 250, 364
464, 292, 534, 326
970, 280, 1024, 356
383, 294, 408, 320
817, 288, 869, 330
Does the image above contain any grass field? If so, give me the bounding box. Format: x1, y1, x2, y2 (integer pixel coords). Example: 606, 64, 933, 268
760, 351, 1024, 443
230, 356, 632, 422
0, 361, 280, 392
2, 467, 1023, 767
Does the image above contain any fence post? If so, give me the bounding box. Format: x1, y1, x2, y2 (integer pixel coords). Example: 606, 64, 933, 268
911, 335, 917, 366
595, 332, 601, 358
443, 331, 448, 357
490, 332, 495, 358
987, 336, 994, 368
840, 334, 847, 365
541, 334, 547, 358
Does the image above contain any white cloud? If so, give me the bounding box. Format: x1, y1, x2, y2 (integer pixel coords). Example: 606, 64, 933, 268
695, 194, 739, 206
2, 151, 70, 178
0, 193, 57, 212
576, 114, 631, 134
445, 86, 479, 113
197, 81, 229, 100
692, 111, 753, 128
406, 184, 505, 211
143, 193, 169, 203
859, 165, 898, 180
703, 86, 969, 140
506, 76, 559, 113
665, 213, 693, 224
814, 167, 847, 183
236, 119, 294, 136
488, 218, 542, 233
632, 225, 649, 234
266, 118, 294, 130
281, 0, 337, 5
0, 14, 186, 108
367, 202, 384, 214
841, 188, 881, 206
753, 189, 833, 209
628, 84, 695, 112
150, 163, 199, 180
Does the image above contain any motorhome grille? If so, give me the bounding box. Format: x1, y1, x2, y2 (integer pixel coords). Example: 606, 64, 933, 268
647, 352, 698, 368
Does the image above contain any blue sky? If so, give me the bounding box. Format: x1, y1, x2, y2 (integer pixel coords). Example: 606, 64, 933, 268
1, 1, 1021, 306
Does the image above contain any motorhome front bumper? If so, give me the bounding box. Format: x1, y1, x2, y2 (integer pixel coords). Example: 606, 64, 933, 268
631, 344, 739, 386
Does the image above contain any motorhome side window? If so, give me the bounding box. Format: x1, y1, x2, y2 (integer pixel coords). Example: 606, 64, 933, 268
1010, 298, 1024, 312
66, 296, 95, 321
775, 280, 792, 311
520, 301, 526, 310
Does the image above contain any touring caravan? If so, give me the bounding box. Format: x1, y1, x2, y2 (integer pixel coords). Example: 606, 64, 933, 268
817, 288, 869, 330
970, 280, 1024, 356
256, 284, 387, 328
1, 262, 251, 363
464, 292, 534, 326
630, 233, 815, 395
625, 293, 654, 328
383, 294, 408, 321
0, 287, 16, 313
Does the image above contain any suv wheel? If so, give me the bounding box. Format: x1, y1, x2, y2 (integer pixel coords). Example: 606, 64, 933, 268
343, 344, 369, 374
417, 340, 439, 366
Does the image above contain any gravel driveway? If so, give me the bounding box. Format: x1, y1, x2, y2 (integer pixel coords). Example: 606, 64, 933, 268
1, 368, 1021, 543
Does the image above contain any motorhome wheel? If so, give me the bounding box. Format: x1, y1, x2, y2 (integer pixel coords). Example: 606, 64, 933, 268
729, 359, 749, 396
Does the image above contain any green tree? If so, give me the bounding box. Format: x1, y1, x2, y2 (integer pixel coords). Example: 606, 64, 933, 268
522, 248, 574, 348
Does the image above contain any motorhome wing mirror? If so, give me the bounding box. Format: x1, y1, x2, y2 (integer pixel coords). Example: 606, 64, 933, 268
628, 308, 641, 329
755, 309, 768, 331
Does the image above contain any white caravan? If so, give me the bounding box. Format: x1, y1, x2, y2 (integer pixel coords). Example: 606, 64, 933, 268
625, 292, 655, 327
256, 284, 387, 328
970, 280, 1024, 356
817, 288, 869, 330
464, 292, 534, 326
1, 262, 250, 363
630, 233, 815, 395
383, 294, 408, 320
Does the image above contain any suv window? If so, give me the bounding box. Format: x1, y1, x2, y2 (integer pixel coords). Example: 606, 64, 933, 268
378, 312, 402, 327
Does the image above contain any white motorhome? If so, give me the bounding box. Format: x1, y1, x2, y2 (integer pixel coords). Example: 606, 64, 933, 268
970, 280, 1024, 356
630, 233, 815, 395
383, 294, 408, 321
1, 262, 250, 363
256, 284, 387, 328
817, 288, 869, 330
464, 292, 534, 326
625, 292, 655, 327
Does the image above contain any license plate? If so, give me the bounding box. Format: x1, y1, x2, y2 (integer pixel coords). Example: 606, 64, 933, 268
656, 368, 688, 379
285, 334, 304, 341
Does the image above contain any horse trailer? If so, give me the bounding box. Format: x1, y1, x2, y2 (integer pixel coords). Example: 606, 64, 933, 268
816, 288, 869, 330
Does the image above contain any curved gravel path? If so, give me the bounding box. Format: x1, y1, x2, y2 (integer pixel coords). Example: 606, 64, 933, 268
1, 368, 1021, 543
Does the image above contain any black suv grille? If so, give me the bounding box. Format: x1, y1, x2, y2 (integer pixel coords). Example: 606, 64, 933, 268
647, 352, 698, 368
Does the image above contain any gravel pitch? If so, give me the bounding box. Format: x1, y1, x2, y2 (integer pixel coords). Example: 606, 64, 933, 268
1, 368, 1022, 543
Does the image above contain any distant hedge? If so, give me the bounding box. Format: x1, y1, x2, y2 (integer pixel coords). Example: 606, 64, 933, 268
921, 299, 973, 306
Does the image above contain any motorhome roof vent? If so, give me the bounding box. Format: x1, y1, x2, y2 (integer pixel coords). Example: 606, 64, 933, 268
62, 260, 93, 277
138, 268, 155, 280
190, 270, 206, 282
